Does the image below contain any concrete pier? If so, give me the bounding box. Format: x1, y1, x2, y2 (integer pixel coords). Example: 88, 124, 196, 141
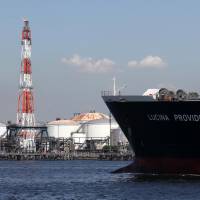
0, 151, 134, 161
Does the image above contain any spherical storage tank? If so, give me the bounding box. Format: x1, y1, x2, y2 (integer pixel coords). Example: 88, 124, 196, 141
84, 118, 119, 139
0, 123, 6, 138
47, 120, 79, 138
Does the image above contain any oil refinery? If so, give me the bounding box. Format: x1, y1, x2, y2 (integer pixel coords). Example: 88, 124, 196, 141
0, 19, 131, 160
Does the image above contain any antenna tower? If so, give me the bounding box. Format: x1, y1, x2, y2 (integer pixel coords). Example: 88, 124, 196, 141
17, 19, 36, 151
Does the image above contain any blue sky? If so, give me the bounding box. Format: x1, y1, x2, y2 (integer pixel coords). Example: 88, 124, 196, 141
0, 0, 200, 122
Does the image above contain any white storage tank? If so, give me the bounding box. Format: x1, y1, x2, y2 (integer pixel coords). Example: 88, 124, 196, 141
47, 120, 79, 138
83, 118, 119, 139
110, 128, 128, 146
0, 123, 7, 138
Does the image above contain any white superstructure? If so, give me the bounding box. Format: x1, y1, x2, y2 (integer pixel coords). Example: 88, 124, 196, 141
143, 89, 159, 99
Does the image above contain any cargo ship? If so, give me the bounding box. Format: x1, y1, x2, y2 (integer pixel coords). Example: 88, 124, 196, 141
102, 88, 200, 174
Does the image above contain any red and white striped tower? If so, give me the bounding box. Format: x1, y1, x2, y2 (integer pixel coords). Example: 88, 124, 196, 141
17, 19, 36, 151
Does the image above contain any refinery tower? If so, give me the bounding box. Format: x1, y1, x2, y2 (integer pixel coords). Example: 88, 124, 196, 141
16, 19, 36, 152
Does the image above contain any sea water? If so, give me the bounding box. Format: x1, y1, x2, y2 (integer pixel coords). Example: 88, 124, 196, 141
0, 160, 199, 200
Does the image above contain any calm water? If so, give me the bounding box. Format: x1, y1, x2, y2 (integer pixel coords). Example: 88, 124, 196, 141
0, 160, 200, 200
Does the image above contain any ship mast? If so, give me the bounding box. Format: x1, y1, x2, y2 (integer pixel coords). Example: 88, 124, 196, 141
113, 77, 116, 96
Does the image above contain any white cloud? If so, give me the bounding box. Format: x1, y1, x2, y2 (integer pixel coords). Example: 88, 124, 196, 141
61, 54, 115, 73
128, 55, 167, 69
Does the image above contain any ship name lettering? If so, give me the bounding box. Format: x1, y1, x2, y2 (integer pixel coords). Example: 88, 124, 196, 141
147, 114, 169, 121
174, 114, 200, 122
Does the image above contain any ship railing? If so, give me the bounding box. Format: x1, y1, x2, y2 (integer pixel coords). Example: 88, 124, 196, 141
101, 90, 113, 96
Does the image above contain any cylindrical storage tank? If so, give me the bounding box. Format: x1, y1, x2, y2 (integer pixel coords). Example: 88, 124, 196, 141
110, 128, 128, 146
0, 123, 7, 138
84, 119, 119, 139
47, 120, 79, 138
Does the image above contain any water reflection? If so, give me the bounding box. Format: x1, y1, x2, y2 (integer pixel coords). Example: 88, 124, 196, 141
115, 173, 200, 183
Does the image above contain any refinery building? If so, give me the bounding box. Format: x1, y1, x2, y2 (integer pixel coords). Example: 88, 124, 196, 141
47, 111, 128, 150
0, 111, 128, 153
